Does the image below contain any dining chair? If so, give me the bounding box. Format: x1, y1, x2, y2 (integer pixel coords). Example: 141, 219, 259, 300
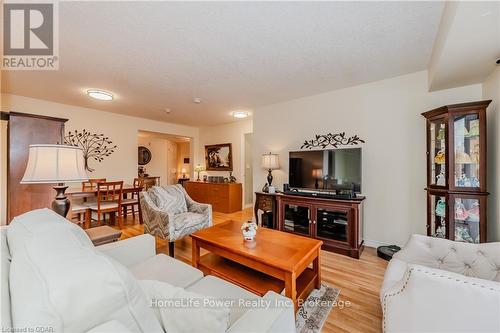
122, 178, 143, 223
85, 181, 124, 229
82, 178, 107, 191
70, 178, 107, 227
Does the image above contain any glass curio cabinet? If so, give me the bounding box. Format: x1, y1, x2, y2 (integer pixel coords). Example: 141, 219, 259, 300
422, 100, 491, 243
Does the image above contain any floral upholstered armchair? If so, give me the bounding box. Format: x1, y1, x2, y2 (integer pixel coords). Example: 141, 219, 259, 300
139, 184, 212, 257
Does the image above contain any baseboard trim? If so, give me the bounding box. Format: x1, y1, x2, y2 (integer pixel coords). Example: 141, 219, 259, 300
363, 239, 389, 249
244, 203, 253, 209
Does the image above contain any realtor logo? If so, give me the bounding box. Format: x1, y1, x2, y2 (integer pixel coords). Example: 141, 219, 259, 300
2, 1, 59, 70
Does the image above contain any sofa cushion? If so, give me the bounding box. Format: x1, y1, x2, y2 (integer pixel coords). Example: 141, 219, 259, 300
140, 280, 230, 333
150, 185, 188, 214
7, 208, 92, 256
187, 275, 258, 326
174, 212, 205, 234
130, 253, 203, 288
7, 209, 163, 332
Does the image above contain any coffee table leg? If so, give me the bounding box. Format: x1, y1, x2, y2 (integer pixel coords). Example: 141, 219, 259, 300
192, 239, 200, 268
285, 272, 298, 312
313, 248, 322, 289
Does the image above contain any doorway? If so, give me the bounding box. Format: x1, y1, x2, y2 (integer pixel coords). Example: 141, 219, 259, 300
137, 130, 191, 185
244, 133, 254, 207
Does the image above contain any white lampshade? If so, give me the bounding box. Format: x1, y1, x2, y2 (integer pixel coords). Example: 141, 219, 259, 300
21, 144, 88, 184
261, 153, 280, 170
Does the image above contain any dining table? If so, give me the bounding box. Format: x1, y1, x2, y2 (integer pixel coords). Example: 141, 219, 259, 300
66, 184, 143, 226
66, 184, 141, 198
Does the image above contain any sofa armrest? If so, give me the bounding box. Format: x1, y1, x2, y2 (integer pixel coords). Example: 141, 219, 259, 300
96, 234, 156, 268
382, 264, 500, 333
140, 192, 174, 240
185, 195, 212, 220
227, 291, 295, 333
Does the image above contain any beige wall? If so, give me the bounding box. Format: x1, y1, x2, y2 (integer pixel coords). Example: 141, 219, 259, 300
198, 119, 253, 182
253, 71, 483, 247
138, 136, 179, 186
177, 142, 191, 178
483, 66, 500, 242
1, 94, 200, 224
198, 119, 253, 205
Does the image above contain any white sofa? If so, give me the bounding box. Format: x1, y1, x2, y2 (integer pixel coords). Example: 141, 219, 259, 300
1, 209, 295, 333
381, 234, 500, 333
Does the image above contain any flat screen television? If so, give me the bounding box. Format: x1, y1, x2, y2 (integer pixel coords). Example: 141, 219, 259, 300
289, 148, 362, 193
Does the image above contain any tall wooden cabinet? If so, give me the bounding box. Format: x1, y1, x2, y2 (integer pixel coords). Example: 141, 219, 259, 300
7, 112, 67, 222
277, 193, 365, 259
422, 100, 491, 243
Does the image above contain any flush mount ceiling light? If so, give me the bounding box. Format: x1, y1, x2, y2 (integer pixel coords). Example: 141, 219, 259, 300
232, 111, 249, 119
86, 89, 113, 101
193, 97, 202, 104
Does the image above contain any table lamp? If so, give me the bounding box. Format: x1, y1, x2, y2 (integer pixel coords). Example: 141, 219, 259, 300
194, 164, 204, 181
261, 153, 280, 191
312, 169, 323, 189
21, 144, 89, 217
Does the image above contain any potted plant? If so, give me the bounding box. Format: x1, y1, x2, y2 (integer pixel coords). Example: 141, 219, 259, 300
241, 221, 258, 241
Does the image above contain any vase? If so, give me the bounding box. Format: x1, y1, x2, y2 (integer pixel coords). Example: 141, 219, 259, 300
242, 228, 256, 241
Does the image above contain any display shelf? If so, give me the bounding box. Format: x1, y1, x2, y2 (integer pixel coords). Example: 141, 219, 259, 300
422, 100, 491, 243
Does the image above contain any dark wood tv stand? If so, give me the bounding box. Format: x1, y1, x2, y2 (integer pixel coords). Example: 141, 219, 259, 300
276, 193, 365, 259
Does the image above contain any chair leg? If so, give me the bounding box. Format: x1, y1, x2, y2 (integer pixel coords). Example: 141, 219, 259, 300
138, 204, 143, 224
117, 210, 124, 229
132, 205, 136, 220
123, 206, 127, 218
85, 210, 91, 229
168, 241, 175, 257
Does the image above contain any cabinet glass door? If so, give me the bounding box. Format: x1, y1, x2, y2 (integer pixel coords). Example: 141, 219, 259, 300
430, 119, 447, 187
453, 113, 480, 189
429, 193, 447, 238
283, 203, 310, 236
316, 208, 349, 243
452, 197, 480, 243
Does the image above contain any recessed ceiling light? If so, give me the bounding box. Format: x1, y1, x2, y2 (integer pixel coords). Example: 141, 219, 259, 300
193, 97, 202, 104
87, 89, 113, 101
164, 108, 171, 114
232, 111, 249, 119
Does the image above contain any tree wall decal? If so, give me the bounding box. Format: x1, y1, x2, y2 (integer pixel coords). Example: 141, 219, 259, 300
64, 129, 117, 172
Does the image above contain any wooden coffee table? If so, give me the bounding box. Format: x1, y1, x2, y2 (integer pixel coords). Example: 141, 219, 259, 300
191, 220, 323, 312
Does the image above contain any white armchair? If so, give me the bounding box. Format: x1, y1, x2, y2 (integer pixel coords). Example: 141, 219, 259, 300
140, 184, 212, 257
381, 234, 500, 333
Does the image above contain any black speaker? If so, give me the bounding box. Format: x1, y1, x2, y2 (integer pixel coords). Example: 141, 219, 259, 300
283, 183, 290, 192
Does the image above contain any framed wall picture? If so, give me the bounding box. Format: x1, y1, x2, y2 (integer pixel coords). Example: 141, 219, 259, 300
205, 143, 233, 171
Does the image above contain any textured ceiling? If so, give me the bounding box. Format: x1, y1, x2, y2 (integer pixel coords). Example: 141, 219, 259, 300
2, 1, 444, 126
429, 1, 500, 91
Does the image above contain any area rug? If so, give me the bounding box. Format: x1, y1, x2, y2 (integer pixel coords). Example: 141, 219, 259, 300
295, 285, 340, 333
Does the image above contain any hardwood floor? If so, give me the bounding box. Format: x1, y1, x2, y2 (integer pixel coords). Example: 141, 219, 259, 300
118, 208, 387, 333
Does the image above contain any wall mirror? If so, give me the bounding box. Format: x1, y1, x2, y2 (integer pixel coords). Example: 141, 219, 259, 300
138, 146, 152, 165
